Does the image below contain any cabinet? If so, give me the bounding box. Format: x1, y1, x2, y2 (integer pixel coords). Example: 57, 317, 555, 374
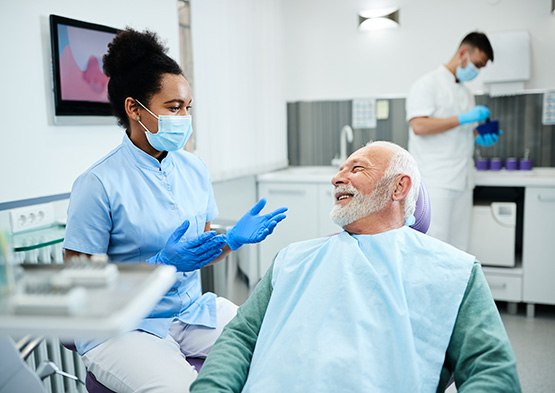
522, 187, 555, 305
257, 167, 341, 276
473, 169, 555, 316
257, 182, 341, 276
482, 269, 522, 302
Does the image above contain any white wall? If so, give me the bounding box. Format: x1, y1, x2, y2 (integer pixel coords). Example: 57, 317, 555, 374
282, 0, 555, 101
190, 0, 288, 182
0, 0, 180, 204
2, 0, 554, 204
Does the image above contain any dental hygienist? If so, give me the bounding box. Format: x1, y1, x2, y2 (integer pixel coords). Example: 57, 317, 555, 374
406, 31, 499, 251
63, 28, 287, 393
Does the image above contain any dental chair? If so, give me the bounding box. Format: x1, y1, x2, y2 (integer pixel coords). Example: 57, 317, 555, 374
409, 182, 431, 234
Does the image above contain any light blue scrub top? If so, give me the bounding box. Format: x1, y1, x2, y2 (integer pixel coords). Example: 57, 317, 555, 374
63, 134, 219, 355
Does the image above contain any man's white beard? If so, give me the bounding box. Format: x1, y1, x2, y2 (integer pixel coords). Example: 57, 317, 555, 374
329, 179, 391, 228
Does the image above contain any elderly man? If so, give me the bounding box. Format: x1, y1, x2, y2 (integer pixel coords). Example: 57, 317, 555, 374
190, 141, 520, 393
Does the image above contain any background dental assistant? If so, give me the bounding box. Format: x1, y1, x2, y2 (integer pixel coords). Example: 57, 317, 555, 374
406, 31, 500, 251
62, 28, 286, 393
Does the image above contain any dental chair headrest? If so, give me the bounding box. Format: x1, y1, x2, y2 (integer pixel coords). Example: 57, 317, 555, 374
409, 182, 431, 234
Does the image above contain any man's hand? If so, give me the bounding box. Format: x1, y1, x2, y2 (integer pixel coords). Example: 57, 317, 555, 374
475, 130, 503, 147
458, 105, 490, 125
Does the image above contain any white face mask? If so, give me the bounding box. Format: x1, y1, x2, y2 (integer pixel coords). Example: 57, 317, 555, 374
135, 100, 193, 152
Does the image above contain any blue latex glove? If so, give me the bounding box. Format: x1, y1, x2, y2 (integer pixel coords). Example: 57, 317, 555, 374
226, 198, 288, 250
147, 220, 227, 272
458, 105, 490, 125
475, 129, 503, 147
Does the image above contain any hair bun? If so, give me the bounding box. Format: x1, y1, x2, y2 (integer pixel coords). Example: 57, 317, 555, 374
103, 28, 168, 77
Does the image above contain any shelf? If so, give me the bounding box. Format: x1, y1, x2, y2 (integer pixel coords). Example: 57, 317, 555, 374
12, 224, 65, 252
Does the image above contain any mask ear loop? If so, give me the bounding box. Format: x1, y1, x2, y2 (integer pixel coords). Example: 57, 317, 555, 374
134, 99, 159, 134
135, 99, 160, 120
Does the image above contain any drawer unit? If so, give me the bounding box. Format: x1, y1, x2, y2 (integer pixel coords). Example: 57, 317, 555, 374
483, 270, 522, 302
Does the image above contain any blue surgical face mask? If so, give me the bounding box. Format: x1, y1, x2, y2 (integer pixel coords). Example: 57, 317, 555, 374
135, 100, 193, 152
456, 56, 479, 82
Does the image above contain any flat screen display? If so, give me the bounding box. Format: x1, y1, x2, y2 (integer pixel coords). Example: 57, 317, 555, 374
49, 15, 120, 116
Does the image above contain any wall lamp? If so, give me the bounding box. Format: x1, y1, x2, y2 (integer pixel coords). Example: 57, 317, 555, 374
358, 6, 400, 31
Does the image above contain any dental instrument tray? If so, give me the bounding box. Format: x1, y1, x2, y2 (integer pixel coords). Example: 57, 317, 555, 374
53, 260, 119, 287
8, 261, 118, 316
9, 281, 88, 316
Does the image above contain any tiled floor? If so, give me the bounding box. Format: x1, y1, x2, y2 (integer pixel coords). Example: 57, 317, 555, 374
446, 303, 555, 392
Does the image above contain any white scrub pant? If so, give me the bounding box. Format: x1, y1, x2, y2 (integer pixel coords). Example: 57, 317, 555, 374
82, 297, 238, 393
426, 187, 473, 252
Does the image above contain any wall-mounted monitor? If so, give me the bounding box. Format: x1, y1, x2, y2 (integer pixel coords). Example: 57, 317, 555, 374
49, 15, 120, 118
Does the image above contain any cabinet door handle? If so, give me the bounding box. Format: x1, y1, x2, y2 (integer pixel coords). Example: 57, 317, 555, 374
537, 194, 555, 202
267, 189, 306, 196
489, 283, 507, 290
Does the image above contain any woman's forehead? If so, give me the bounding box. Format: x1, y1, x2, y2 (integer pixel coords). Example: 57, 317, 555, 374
157, 74, 191, 100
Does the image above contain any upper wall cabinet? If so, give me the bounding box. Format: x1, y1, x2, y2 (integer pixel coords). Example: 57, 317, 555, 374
481, 30, 530, 96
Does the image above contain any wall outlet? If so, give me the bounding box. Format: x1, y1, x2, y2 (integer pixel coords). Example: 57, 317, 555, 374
9, 203, 56, 233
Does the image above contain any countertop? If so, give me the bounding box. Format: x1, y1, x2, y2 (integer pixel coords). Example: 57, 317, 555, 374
257, 166, 337, 184
474, 167, 555, 187
258, 166, 555, 187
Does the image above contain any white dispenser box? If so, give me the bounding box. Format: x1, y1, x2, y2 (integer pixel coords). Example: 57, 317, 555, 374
469, 202, 516, 267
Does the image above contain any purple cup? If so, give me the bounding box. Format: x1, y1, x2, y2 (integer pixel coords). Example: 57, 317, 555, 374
490, 157, 503, 171
475, 158, 489, 171
519, 159, 533, 170
505, 157, 518, 171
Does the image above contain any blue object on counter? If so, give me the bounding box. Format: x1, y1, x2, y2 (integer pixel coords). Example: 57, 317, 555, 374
476, 119, 500, 136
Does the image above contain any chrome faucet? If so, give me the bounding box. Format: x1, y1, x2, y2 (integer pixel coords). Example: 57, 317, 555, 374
331, 125, 354, 167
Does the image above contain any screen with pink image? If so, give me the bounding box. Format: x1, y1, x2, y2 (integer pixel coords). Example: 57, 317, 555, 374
50, 15, 119, 116
58, 25, 113, 102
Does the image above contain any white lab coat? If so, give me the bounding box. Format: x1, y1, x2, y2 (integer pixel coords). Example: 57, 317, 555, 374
406, 65, 476, 250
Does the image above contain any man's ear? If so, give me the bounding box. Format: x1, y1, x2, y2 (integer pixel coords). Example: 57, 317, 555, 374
457, 45, 471, 64
392, 175, 411, 201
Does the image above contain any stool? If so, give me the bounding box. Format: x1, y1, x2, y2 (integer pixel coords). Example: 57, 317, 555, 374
62, 343, 204, 392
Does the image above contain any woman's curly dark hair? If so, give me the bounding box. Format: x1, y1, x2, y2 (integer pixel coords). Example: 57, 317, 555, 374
103, 28, 183, 128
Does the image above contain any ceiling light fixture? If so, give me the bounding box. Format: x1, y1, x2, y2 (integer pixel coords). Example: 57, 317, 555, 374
358, 6, 400, 31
